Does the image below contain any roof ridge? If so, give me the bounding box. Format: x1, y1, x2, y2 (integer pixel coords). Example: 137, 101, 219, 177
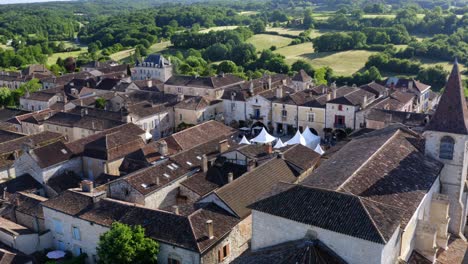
358, 197, 387, 243
336, 129, 400, 192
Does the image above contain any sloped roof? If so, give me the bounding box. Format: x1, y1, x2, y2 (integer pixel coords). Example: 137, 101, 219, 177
425, 60, 468, 134
30, 141, 74, 169
292, 70, 312, 82
215, 158, 297, 218
249, 184, 401, 244
301, 126, 442, 229
165, 74, 243, 89
175, 96, 222, 110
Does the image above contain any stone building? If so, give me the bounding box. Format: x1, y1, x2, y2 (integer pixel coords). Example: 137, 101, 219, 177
133, 54, 173, 82
174, 96, 224, 128
424, 60, 468, 236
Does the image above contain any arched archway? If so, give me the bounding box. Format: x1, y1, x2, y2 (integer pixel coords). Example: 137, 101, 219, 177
333, 129, 347, 140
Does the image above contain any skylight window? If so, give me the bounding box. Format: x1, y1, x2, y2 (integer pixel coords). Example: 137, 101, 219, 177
163, 173, 170, 178
61, 149, 68, 154
171, 163, 179, 169
196, 156, 202, 160
186, 161, 193, 166
141, 183, 149, 188
167, 165, 174, 170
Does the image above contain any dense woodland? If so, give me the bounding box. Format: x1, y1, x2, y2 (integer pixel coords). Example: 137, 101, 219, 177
0, 0, 466, 90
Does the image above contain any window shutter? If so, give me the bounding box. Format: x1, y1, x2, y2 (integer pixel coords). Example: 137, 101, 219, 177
226, 244, 230, 256
218, 249, 221, 262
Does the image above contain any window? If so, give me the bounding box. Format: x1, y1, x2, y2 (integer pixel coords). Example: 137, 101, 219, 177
338, 105, 343, 111
177, 87, 182, 93
72, 226, 81, 240
231, 103, 236, 111
218, 244, 230, 262
53, 219, 63, 234
439, 136, 455, 160
179, 114, 183, 120
308, 113, 315, 122
57, 240, 65, 251
281, 109, 287, 117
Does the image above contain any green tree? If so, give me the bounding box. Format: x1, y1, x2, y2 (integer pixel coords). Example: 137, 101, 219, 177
292, 60, 314, 76
314, 67, 328, 85
95, 98, 106, 109
367, 66, 382, 81
303, 9, 314, 29
0, 87, 12, 106
417, 65, 448, 91
249, 20, 265, 34
217, 60, 238, 73
97, 222, 159, 264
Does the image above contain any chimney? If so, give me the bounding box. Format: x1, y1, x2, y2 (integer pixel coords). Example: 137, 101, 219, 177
228, 172, 234, 183
277, 152, 284, 159
326, 92, 331, 101
265, 143, 273, 154
332, 88, 337, 99
206, 220, 214, 239
172, 205, 179, 215
201, 154, 208, 172
249, 81, 254, 94
218, 139, 229, 153
408, 80, 413, 91
158, 140, 168, 156
2, 187, 6, 200
268, 75, 272, 89
147, 79, 153, 88
362, 95, 367, 108
156, 176, 160, 186
247, 159, 256, 172
276, 86, 283, 99
91, 121, 95, 130
79, 99, 83, 107
81, 180, 93, 193
177, 93, 184, 102
21, 139, 34, 154
331, 82, 337, 89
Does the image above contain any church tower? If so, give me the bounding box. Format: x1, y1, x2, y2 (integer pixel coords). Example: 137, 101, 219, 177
424, 59, 468, 236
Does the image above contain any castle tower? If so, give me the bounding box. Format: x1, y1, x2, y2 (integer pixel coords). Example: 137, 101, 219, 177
424, 59, 468, 236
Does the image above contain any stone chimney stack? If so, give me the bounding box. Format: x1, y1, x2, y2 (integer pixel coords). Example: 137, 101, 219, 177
218, 139, 229, 153
268, 75, 272, 90
177, 93, 184, 102
247, 159, 256, 172
147, 79, 153, 88
81, 180, 93, 193
201, 154, 208, 172
265, 143, 273, 154
249, 81, 254, 94
206, 220, 214, 239
158, 140, 168, 156
276, 86, 283, 99
228, 172, 234, 183
2, 187, 6, 200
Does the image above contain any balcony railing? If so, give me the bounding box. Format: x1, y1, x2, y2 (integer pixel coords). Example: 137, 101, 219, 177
334, 123, 346, 129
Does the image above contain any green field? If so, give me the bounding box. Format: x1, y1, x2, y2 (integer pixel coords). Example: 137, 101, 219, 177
274, 43, 377, 75
47, 48, 87, 65
247, 34, 293, 51
110, 41, 172, 62
418, 57, 467, 73
199, 26, 239, 33
266, 27, 305, 36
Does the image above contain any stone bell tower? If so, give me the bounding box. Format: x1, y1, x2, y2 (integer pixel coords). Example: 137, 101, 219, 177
424, 59, 468, 236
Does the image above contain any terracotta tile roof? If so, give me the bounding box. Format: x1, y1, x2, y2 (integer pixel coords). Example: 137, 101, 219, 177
426, 61, 468, 134
30, 141, 74, 169
436, 236, 468, 264
158, 121, 236, 153
292, 70, 312, 82
175, 96, 222, 110
215, 158, 297, 218
66, 123, 145, 155
232, 239, 347, 264
0, 131, 64, 156
0, 217, 34, 236
408, 250, 432, 264
0, 175, 42, 201
365, 109, 429, 127
3, 192, 47, 220
118, 159, 190, 196
283, 144, 320, 172
0, 130, 24, 143
249, 184, 401, 244
22, 91, 57, 102
328, 88, 376, 106
83, 131, 145, 161
127, 101, 169, 118
165, 74, 243, 89
221, 74, 290, 101
47, 171, 82, 194
301, 126, 442, 229
45, 112, 124, 130
41, 189, 104, 215
390, 90, 415, 104
360, 82, 388, 97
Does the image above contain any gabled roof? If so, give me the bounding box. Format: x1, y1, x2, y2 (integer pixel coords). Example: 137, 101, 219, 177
0, 175, 42, 201
249, 184, 401, 244
165, 74, 243, 89
292, 70, 312, 82
301, 126, 442, 230
215, 158, 297, 218
30, 141, 74, 169
425, 60, 468, 134
175, 96, 222, 111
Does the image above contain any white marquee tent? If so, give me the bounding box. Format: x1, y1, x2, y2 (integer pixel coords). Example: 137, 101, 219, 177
302, 126, 321, 149
314, 144, 325, 155
239, 135, 251, 145
251, 128, 276, 144
286, 130, 307, 146
273, 138, 286, 149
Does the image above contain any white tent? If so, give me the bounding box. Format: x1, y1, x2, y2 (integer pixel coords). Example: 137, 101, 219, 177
302, 126, 321, 149
314, 144, 325, 155
286, 130, 307, 146
239, 135, 251, 145
273, 138, 286, 149
251, 128, 276, 144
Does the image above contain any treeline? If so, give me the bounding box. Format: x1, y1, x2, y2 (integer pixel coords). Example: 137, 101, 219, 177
312, 25, 410, 52
171, 27, 253, 49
